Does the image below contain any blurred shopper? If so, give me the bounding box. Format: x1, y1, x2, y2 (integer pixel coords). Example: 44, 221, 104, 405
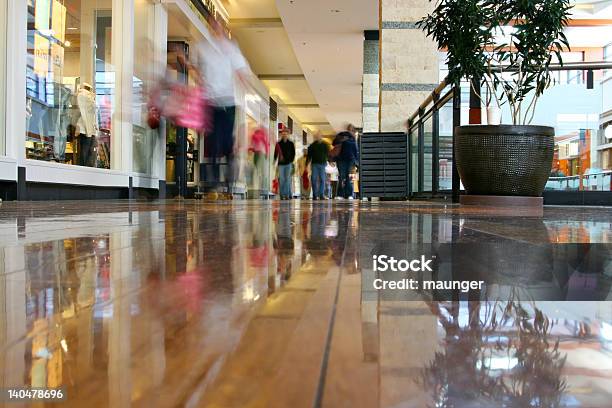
326, 161, 338, 198
336, 125, 359, 199
297, 149, 311, 199
306, 132, 330, 200
196, 15, 250, 194
274, 127, 295, 200
248, 126, 269, 190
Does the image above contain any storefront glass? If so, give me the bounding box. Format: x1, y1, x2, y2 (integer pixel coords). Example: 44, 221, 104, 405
25, 0, 114, 168
132, 0, 156, 175
0, 1, 6, 155
243, 92, 270, 195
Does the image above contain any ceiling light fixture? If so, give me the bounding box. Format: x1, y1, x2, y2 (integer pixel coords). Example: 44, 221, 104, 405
67, 27, 78, 30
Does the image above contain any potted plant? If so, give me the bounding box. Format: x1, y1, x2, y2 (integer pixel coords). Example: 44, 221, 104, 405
417, 0, 572, 196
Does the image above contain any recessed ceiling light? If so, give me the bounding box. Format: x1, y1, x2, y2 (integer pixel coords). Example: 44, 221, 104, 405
68, 27, 78, 30
65, 40, 71, 47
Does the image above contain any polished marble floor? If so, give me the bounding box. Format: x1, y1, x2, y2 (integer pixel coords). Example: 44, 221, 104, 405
0, 200, 611, 407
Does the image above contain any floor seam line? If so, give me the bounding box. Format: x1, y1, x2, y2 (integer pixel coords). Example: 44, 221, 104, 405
313, 211, 352, 408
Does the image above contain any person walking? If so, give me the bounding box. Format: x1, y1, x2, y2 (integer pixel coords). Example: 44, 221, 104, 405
274, 127, 296, 200
297, 149, 311, 199
336, 125, 359, 199
248, 126, 269, 190
195, 15, 250, 195
325, 161, 339, 198
306, 132, 330, 200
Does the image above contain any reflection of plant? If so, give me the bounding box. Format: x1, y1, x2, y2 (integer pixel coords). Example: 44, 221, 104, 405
420, 299, 567, 407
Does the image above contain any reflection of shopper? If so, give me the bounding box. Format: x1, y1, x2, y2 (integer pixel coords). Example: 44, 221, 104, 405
274, 128, 295, 200
297, 150, 311, 199
76, 83, 99, 167
196, 16, 250, 192
248, 127, 269, 189
307, 132, 330, 200
326, 162, 338, 198
336, 127, 359, 199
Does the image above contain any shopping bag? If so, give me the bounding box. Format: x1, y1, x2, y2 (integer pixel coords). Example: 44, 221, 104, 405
146, 87, 162, 129
164, 84, 209, 131
302, 171, 310, 190
272, 178, 279, 194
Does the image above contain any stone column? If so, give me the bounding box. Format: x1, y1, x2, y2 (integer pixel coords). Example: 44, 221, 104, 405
362, 31, 379, 133
379, 0, 439, 132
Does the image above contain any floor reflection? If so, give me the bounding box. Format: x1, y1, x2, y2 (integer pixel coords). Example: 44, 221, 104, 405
0, 200, 610, 407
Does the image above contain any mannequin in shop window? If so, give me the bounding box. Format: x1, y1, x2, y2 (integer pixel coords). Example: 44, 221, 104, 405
76, 83, 99, 167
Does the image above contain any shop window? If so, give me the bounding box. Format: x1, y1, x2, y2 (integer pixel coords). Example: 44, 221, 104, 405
132, 0, 156, 175
25, 0, 114, 168
0, 1, 6, 155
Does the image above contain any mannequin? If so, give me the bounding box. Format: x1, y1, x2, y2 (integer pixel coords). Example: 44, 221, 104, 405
76, 83, 99, 167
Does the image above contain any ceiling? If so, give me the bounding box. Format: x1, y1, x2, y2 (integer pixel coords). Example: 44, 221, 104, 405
224, 0, 377, 134
275, 0, 378, 132
571, 0, 612, 18
224, 1, 608, 133
224, 0, 335, 134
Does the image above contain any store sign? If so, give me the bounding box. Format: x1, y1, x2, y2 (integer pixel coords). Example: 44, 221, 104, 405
51, 42, 64, 76
34, 33, 50, 76
189, 0, 227, 28
35, 0, 51, 31
51, 0, 66, 42
189, 0, 216, 23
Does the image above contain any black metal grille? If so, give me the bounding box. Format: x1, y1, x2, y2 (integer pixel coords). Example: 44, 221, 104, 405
269, 98, 277, 122
359, 132, 409, 199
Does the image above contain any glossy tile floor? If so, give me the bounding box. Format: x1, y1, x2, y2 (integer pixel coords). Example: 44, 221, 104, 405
0, 200, 611, 407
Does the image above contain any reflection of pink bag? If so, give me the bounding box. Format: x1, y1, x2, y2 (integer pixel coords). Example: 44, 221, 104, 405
165, 85, 209, 131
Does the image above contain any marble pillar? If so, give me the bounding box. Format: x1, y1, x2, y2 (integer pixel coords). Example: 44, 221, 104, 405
363, 31, 380, 133
379, 0, 439, 132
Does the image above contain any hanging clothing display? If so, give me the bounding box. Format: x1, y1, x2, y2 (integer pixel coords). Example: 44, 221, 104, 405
76, 84, 99, 138
76, 84, 99, 167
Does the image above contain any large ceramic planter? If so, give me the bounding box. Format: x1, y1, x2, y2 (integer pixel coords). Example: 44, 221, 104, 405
455, 125, 554, 196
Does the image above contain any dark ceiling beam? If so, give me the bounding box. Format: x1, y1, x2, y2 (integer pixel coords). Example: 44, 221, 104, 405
230, 18, 283, 28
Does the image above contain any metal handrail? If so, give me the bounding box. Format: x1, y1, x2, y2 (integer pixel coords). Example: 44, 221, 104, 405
407, 78, 448, 126
491, 61, 612, 72
408, 61, 612, 125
